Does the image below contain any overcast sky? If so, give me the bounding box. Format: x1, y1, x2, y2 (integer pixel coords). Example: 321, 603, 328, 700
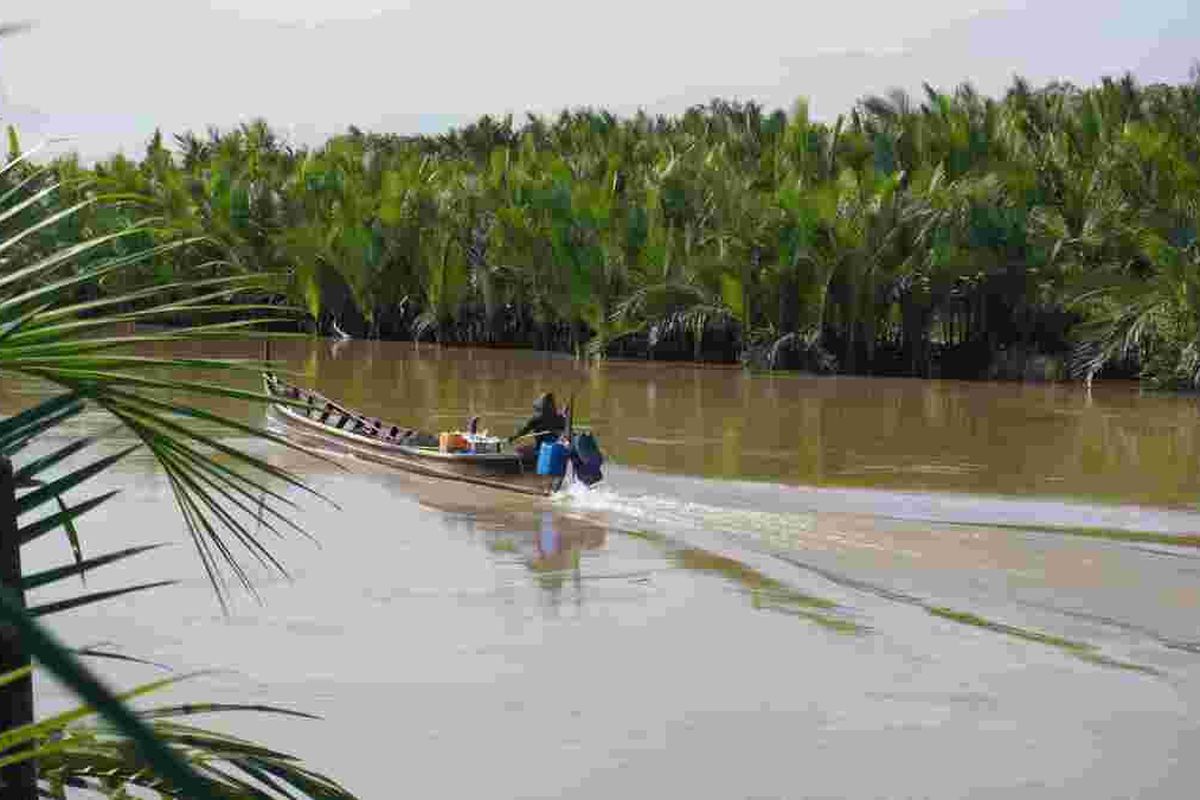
0, 0, 1196, 161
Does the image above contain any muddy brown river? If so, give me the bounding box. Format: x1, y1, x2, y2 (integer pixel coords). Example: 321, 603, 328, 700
17, 339, 1200, 798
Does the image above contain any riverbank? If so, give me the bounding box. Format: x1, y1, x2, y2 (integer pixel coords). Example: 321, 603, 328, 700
144, 306, 1092, 385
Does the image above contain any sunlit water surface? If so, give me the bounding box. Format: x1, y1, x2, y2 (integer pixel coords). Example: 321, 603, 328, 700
11, 339, 1200, 799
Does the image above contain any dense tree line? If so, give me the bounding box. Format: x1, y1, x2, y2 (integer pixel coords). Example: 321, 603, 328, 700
32, 71, 1200, 385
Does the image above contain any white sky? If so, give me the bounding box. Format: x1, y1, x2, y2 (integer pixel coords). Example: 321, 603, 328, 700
0, 0, 1195, 161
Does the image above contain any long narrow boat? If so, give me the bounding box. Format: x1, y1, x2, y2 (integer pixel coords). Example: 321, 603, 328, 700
262, 373, 564, 496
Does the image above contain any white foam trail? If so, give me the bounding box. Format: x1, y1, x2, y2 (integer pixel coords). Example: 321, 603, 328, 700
553, 477, 819, 546
552, 466, 1200, 545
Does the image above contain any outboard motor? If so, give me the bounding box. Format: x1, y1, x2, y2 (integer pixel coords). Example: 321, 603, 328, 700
570, 431, 604, 486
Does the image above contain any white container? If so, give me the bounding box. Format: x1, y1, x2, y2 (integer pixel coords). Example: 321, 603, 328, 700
466, 434, 503, 454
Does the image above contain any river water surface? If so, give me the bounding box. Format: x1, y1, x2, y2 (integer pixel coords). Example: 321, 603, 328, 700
18, 340, 1200, 799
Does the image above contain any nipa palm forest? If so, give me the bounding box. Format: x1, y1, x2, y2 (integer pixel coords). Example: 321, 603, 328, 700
41, 72, 1200, 387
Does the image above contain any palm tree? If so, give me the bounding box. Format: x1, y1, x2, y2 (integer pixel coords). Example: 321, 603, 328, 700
0, 136, 357, 797
24, 70, 1200, 383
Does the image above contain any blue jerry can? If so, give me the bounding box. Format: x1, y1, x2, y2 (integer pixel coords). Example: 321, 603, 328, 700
537, 441, 568, 476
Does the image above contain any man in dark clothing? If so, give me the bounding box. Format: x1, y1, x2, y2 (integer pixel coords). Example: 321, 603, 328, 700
509, 393, 566, 456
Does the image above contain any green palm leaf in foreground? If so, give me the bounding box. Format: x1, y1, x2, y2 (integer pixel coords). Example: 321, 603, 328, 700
0, 614, 354, 800
0, 145, 356, 797
0, 165, 330, 604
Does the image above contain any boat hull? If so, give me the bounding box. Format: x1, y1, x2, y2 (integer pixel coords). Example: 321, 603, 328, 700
264, 375, 562, 496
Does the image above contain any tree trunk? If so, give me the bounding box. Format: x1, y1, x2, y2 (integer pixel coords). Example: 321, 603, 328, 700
0, 457, 36, 799
778, 267, 799, 335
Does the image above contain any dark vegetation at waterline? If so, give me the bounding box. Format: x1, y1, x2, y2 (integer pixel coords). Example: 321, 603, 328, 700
36, 70, 1200, 386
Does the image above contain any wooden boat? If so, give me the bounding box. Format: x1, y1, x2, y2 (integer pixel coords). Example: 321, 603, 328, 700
262, 373, 565, 496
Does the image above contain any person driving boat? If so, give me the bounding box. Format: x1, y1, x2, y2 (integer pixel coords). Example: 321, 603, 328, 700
508, 392, 566, 459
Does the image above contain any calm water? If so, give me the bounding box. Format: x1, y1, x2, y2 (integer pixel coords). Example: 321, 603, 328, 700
17, 339, 1200, 798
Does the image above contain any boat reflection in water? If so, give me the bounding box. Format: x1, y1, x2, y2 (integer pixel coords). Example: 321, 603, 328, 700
531, 511, 607, 572
388, 472, 610, 605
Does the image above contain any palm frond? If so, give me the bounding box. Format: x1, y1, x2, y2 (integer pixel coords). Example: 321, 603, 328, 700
18, 490, 120, 547
0, 658, 354, 800
0, 596, 220, 798
0, 205, 330, 604
20, 544, 165, 592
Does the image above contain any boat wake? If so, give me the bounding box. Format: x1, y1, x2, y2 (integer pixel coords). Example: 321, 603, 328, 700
551, 466, 1200, 671
551, 472, 822, 551
550, 464, 1200, 561
556, 464, 1200, 536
